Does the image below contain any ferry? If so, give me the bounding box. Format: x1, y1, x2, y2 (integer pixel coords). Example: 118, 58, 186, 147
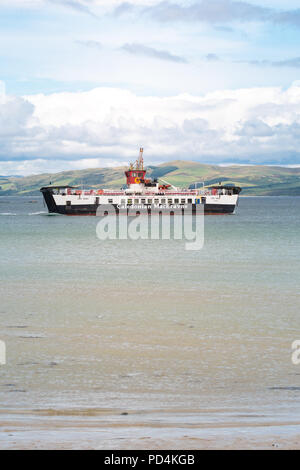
40, 149, 241, 215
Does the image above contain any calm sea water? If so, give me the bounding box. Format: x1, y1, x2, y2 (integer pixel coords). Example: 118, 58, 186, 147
0, 196, 300, 446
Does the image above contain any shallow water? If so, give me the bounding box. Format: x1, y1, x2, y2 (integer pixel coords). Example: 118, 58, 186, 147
0, 196, 300, 447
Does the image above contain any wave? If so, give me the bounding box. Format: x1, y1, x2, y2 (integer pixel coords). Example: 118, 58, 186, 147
0, 211, 50, 216
28, 211, 48, 216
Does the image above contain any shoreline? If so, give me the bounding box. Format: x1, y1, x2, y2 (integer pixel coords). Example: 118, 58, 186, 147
1, 409, 300, 449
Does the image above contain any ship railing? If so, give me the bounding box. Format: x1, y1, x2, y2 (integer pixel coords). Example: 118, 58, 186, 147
195, 189, 226, 196
60, 189, 125, 196
54, 188, 230, 197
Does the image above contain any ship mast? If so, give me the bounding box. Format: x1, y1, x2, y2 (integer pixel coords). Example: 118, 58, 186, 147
136, 147, 144, 170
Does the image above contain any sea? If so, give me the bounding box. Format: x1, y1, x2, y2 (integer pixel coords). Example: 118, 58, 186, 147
0, 195, 300, 449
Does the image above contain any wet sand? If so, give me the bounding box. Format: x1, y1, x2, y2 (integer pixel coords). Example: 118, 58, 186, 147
1, 409, 300, 449
1, 197, 300, 450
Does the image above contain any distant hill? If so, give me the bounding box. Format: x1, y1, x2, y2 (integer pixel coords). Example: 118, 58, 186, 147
0, 161, 299, 196
0, 175, 23, 178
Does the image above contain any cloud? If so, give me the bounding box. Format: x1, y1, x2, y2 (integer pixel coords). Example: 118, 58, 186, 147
1, 83, 300, 175
235, 119, 274, 137
214, 25, 234, 32
114, 1, 300, 29
206, 53, 220, 61
117, 1, 272, 24
113, 1, 135, 16
0, 96, 35, 138
243, 57, 300, 68
0, 96, 43, 164
5, 0, 300, 30
47, 0, 97, 17
76, 40, 103, 50
273, 9, 300, 28
273, 57, 300, 67
121, 43, 187, 63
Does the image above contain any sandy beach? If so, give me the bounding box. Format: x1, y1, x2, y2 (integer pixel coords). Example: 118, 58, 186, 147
1, 197, 300, 450
1, 408, 300, 449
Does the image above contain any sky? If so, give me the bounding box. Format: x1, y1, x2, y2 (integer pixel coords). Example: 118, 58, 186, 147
1, 0, 300, 175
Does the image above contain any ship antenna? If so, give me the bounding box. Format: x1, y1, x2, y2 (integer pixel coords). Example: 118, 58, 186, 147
138, 147, 144, 170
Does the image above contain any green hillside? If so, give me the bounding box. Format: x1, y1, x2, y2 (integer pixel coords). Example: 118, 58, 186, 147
0, 161, 300, 196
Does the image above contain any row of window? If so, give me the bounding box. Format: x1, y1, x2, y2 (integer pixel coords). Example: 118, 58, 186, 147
107, 198, 193, 204
130, 172, 144, 178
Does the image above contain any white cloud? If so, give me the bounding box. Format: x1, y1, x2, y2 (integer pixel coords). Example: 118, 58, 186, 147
0, 0, 161, 8
1, 83, 300, 175
121, 42, 187, 63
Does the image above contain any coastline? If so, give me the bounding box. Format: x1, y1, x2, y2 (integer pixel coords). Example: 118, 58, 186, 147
1, 196, 300, 450
1, 408, 300, 449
